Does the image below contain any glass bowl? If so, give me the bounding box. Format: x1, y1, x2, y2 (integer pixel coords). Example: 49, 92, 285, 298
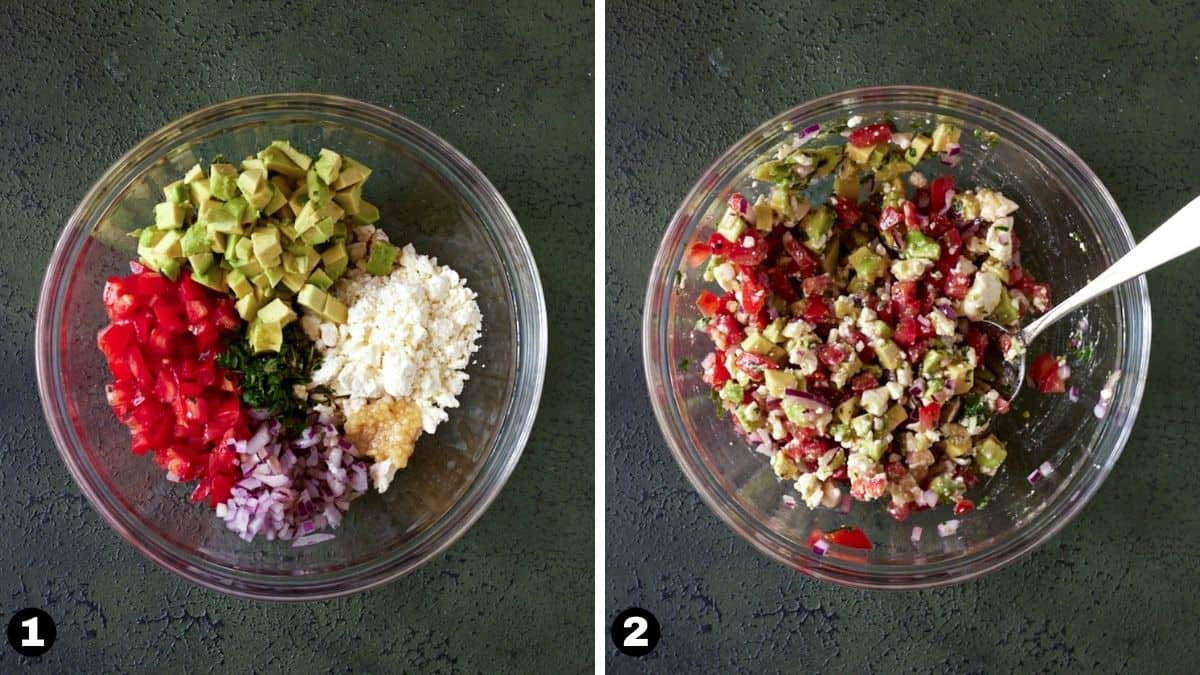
36, 94, 547, 600
644, 86, 1150, 589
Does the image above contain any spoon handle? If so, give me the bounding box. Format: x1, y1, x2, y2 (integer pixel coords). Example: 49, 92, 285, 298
1023, 194, 1200, 342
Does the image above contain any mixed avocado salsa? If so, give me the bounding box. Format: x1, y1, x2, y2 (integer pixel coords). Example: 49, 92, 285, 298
690, 118, 1059, 523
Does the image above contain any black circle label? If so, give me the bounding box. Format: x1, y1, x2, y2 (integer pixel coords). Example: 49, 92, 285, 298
7, 608, 55, 657
611, 607, 660, 657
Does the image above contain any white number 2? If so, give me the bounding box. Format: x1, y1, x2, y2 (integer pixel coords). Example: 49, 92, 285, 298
20, 616, 44, 647
622, 616, 648, 648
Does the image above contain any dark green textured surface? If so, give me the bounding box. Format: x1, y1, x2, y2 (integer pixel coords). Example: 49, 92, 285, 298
0, 1, 592, 672
607, 1, 1197, 672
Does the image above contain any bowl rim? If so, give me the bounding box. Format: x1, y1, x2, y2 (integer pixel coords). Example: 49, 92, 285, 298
35, 92, 548, 600
642, 85, 1151, 590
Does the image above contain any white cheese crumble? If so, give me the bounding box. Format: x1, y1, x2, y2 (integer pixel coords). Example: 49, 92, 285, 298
309, 243, 482, 434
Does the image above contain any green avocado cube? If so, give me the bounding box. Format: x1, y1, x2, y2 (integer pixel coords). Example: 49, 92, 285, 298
715, 211, 745, 243
240, 157, 265, 173
875, 339, 904, 371
197, 198, 222, 221
306, 169, 332, 208
321, 243, 348, 280
224, 195, 247, 223
902, 230, 941, 260
313, 148, 342, 184
297, 284, 328, 313
333, 182, 363, 215
183, 164, 206, 184
250, 271, 272, 294
192, 265, 226, 292
931, 123, 962, 153
280, 270, 307, 293
157, 257, 182, 281
332, 221, 348, 240
257, 145, 306, 179
975, 435, 1008, 475
302, 218, 335, 245
263, 264, 284, 288
322, 296, 348, 324
848, 245, 886, 282
203, 202, 242, 234
263, 186, 288, 215
251, 228, 282, 264
179, 223, 209, 256
152, 230, 182, 259
230, 236, 252, 263
329, 157, 371, 191
365, 241, 398, 276
256, 298, 296, 326
306, 268, 334, 290
989, 288, 1019, 326
189, 177, 213, 206
234, 293, 260, 321
269, 175, 292, 197
209, 163, 239, 201
163, 180, 190, 205
187, 251, 214, 274
845, 143, 876, 164
282, 252, 304, 275
247, 317, 283, 353
352, 200, 380, 225
287, 178, 310, 217
763, 369, 798, 398
154, 201, 188, 230
801, 205, 834, 253
227, 268, 253, 298
269, 140, 312, 171
905, 135, 932, 165
237, 168, 272, 210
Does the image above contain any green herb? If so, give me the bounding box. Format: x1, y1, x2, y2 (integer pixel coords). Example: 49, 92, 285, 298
675, 269, 685, 290
709, 388, 725, 418
972, 128, 1001, 148
217, 324, 322, 434
678, 357, 690, 371
1069, 341, 1095, 361
960, 395, 992, 427
910, 119, 936, 135
821, 117, 849, 135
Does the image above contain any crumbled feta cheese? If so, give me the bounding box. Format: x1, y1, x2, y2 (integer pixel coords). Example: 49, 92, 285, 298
908, 171, 928, 188
891, 258, 932, 282
929, 309, 956, 337
860, 386, 891, 416
975, 188, 1019, 222
796, 472, 824, 508
962, 271, 1003, 320
712, 262, 737, 291
986, 217, 1014, 263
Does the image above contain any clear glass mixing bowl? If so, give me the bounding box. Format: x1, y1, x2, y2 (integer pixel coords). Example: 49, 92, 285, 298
644, 86, 1150, 589
36, 94, 547, 600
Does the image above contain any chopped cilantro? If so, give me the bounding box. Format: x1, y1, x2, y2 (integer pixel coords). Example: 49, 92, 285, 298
217, 324, 323, 434
678, 357, 690, 371
973, 128, 1001, 148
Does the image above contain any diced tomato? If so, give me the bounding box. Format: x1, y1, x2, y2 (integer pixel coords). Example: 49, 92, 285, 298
953, 498, 975, 515
815, 345, 846, 370
102, 277, 141, 321
1030, 352, 1066, 393
823, 526, 873, 549
940, 227, 963, 257
738, 271, 769, 315
783, 235, 822, 277
727, 192, 750, 217
801, 274, 834, 298
708, 351, 731, 388
942, 260, 972, 300
885, 461, 907, 480
894, 318, 919, 349
707, 314, 744, 351
696, 290, 721, 318
734, 351, 777, 381
767, 267, 799, 303
847, 123, 892, 148
833, 198, 862, 228
929, 175, 956, 214
918, 402, 941, 431
132, 270, 174, 298
96, 322, 136, 361
877, 206, 903, 232
724, 230, 769, 266
887, 500, 912, 522
956, 467, 979, 488
104, 380, 139, 420
902, 201, 923, 228
1023, 281, 1052, 313
993, 396, 1011, 415
925, 213, 953, 237
850, 373, 879, 393
890, 281, 920, 318
802, 296, 834, 325
686, 241, 712, 267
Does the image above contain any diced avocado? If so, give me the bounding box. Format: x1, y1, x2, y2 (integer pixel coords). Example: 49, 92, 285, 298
303, 249, 321, 273
874, 158, 914, 183
733, 403, 764, 433
188, 251, 214, 274
718, 380, 743, 404
263, 264, 284, 288
247, 317, 283, 353
876, 339, 904, 370
257, 298, 297, 326
762, 318, 785, 344
333, 182, 363, 215
845, 142, 875, 164
930, 123, 962, 153
881, 178, 907, 209
189, 176, 213, 206
163, 180, 190, 205
865, 144, 889, 170
975, 435, 1007, 475
240, 258, 264, 278
943, 433, 973, 459
322, 295, 348, 324
313, 148, 342, 184
862, 438, 888, 462
806, 145, 844, 177
905, 134, 932, 164
822, 235, 840, 274
179, 223, 209, 256
353, 200, 380, 225
297, 284, 328, 313
156, 257, 182, 281
848, 245, 886, 282
209, 163, 239, 201
763, 369, 798, 398
321, 242, 349, 281
953, 193, 980, 221
929, 474, 965, 501
183, 164, 206, 184
232, 236, 253, 263
306, 169, 332, 207
223, 195, 247, 223
883, 404, 908, 432
329, 157, 371, 190
332, 221, 348, 240
948, 362, 974, 394
801, 206, 834, 253
287, 178, 310, 217
268, 174, 292, 197
257, 145, 306, 179
227, 268, 253, 298
835, 396, 860, 425
152, 230, 182, 259
989, 288, 1019, 326
210, 231, 227, 254
240, 157, 265, 173
280, 270, 307, 293
153, 201, 187, 230
251, 228, 283, 264
715, 211, 746, 243
833, 163, 860, 201
751, 199, 774, 233
263, 186, 288, 215
902, 230, 941, 260
921, 348, 946, 376
237, 168, 272, 210
282, 252, 303, 275
203, 202, 242, 234
306, 268, 334, 290
192, 264, 226, 292
365, 241, 398, 276
295, 199, 345, 233
741, 333, 778, 358
234, 293, 260, 321
269, 140, 312, 171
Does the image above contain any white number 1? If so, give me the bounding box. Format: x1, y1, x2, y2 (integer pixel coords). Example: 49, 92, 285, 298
623, 616, 648, 647
21, 616, 44, 647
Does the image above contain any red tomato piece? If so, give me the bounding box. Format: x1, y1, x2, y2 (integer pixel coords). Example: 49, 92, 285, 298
802, 296, 834, 325
734, 351, 778, 381
953, 499, 975, 515
708, 351, 731, 388
824, 526, 873, 549
724, 230, 769, 266
696, 290, 721, 318
850, 373, 879, 394
877, 206, 903, 232
929, 175, 956, 214
817, 345, 847, 369
847, 123, 892, 148
801, 273, 834, 298
783, 235, 822, 278
893, 317, 919, 348
833, 198, 862, 228
1030, 352, 1066, 393
686, 241, 712, 267
738, 272, 769, 315
918, 402, 941, 431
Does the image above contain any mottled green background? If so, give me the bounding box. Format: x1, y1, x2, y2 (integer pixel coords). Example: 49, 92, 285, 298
607, 1, 1197, 672
0, 1, 592, 672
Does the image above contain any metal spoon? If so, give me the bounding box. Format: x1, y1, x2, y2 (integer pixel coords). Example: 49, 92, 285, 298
983, 194, 1200, 398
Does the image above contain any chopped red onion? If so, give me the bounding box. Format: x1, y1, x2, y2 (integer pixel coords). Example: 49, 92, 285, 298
1039, 461, 1054, 477
784, 389, 831, 411
1068, 386, 1081, 402
811, 538, 830, 556
1057, 364, 1071, 380
910, 525, 923, 543
937, 519, 960, 537
838, 492, 852, 514
782, 495, 797, 509
293, 533, 336, 548
940, 144, 961, 166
